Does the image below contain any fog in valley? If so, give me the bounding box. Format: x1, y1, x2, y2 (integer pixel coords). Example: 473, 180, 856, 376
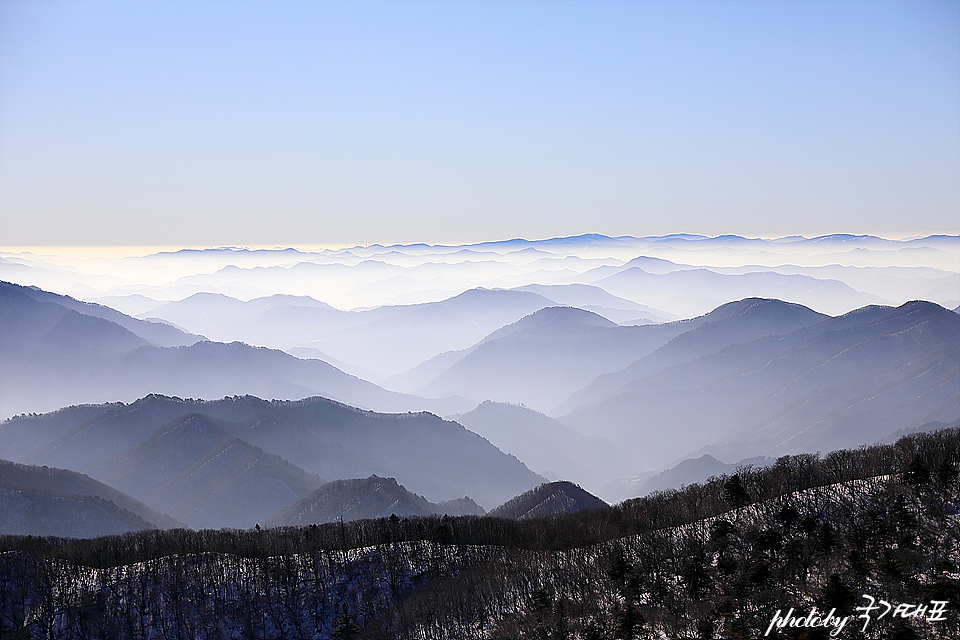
1, 233, 957, 535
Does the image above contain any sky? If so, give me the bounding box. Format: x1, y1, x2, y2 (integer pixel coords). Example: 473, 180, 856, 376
1, 0, 958, 247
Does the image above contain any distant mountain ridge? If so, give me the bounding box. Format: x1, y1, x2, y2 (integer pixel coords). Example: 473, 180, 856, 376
0, 394, 546, 513
592, 266, 884, 317
267, 476, 485, 527
488, 481, 608, 520
608, 453, 773, 502
510, 283, 675, 323
7, 234, 957, 317
562, 299, 960, 468
417, 306, 697, 411
369, 233, 957, 251
0, 281, 468, 418
451, 401, 633, 493
8, 282, 201, 347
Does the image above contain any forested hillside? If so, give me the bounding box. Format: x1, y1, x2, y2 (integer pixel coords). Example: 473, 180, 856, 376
0, 394, 545, 513
2, 428, 956, 639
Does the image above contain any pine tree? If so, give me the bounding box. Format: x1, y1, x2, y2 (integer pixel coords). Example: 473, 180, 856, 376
332, 603, 359, 640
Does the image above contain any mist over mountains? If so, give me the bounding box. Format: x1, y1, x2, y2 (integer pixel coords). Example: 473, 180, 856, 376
560, 299, 958, 468
0, 281, 472, 418
1, 233, 957, 534
4, 234, 956, 312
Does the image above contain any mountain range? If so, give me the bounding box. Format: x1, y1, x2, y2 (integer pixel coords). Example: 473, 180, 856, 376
415, 306, 696, 411
0, 281, 469, 418
1, 236, 958, 529
560, 299, 959, 468
6, 234, 957, 316
0, 393, 546, 519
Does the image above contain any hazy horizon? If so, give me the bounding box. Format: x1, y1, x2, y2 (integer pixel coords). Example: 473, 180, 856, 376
2, 229, 958, 254
2, 0, 958, 247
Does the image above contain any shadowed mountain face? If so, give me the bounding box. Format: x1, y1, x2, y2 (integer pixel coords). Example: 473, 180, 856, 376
0, 488, 155, 539
267, 476, 484, 527
0, 460, 181, 537
2, 282, 150, 358
0, 395, 546, 512
555, 298, 831, 414
0, 281, 468, 418
96, 414, 324, 529
562, 301, 960, 468
488, 481, 608, 520
2, 283, 151, 416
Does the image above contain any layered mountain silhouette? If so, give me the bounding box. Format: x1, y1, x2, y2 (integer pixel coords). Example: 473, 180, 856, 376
488, 481, 608, 520
0, 460, 180, 537
141, 288, 567, 378
142, 291, 350, 351
0, 281, 467, 418
555, 298, 830, 414
510, 283, 675, 324
2, 276, 956, 514
561, 300, 960, 468
0, 394, 546, 513
309, 288, 562, 377
416, 306, 698, 411
8, 236, 957, 319
9, 282, 201, 347
267, 476, 484, 527
590, 266, 886, 317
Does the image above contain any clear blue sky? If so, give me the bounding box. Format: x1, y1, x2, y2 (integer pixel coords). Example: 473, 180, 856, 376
1, 0, 957, 246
